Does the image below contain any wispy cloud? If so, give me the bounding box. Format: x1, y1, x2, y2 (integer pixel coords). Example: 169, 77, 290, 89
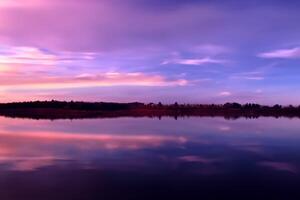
219, 91, 231, 96
242, 76, 264, 80
258, 47, 300, 59
0, 45, 96, 65
0, 72, 189, 90
0, 0, 41, 7
190, 44, 231, 56
230, 75, 264, 80
162, 57, 227, 66
230, 71, 265, 81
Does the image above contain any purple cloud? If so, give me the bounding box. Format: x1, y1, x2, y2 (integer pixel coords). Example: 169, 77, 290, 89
259, 47, 300, 59
162, 57, 227, 66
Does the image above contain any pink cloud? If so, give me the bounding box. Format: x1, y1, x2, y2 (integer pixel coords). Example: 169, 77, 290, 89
0, 72, 189, 90
0, 46, 56, 65
0, 121, 187, 170
0, 45, 96, 65
0, 0, 44, 8
219, 91, 231, 96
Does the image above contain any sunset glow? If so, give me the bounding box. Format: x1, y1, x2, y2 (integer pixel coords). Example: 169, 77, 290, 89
0, 0, 300, 104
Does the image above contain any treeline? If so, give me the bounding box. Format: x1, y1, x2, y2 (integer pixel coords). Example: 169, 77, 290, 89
0, 100, 144, 111
0, 100, 300, 120
144, 102, 300, 118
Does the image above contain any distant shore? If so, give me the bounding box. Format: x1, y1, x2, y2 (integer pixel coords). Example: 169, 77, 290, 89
0, 101, 300, 120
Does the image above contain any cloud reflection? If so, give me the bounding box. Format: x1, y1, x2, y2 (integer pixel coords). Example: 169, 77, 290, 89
258, 161, 298, 174
0, 124, 187, 171
0, 116, 300, 175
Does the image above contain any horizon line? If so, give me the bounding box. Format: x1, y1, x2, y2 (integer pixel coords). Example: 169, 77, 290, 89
0, 100, 299, 107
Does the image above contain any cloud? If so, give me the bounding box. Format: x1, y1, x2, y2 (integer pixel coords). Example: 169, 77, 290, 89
0, 0, 226, 52
0, 0, 299, 103
0, 0, 43, 8
190, 44, 230, 56
2, 0, 278, 54
0, 45, 96, 65
230, 71, 265, 81
0, 72, 189, 90
0, 0, 299, 55
258, 47, 300, 59
219, 91, 231, 96
243, 76, 264, 80
162, 57, 227, 66
75, 73, 97, 80
0, 46, 56, 65
231, 76, 264, 80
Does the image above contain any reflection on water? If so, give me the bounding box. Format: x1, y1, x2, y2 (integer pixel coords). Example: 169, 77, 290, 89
0, 117, 300, 199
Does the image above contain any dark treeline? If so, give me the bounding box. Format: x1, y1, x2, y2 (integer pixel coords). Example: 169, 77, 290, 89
0, 100, 300, 120
0, 101, 144, 111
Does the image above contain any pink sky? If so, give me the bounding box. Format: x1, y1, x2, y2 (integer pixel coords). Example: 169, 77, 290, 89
1, 0, 300, 104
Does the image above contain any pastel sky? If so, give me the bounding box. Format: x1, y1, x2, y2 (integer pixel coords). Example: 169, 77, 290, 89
1, 0, 300, 104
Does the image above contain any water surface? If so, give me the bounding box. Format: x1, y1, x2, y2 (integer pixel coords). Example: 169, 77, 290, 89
0, 117, 300, 199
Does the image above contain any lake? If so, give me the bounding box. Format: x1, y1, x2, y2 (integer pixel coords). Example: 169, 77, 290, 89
0, 116, 300, 199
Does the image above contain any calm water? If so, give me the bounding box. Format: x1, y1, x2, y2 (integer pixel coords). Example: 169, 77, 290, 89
0, 116, 300, 199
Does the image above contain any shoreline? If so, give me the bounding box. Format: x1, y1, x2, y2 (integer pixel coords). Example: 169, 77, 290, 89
0, 101, 300, 120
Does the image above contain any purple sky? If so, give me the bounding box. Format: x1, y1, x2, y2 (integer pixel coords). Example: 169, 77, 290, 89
0, 0, 300, 104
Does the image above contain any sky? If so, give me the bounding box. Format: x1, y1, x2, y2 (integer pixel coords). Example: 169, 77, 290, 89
0, 0, 300, 104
